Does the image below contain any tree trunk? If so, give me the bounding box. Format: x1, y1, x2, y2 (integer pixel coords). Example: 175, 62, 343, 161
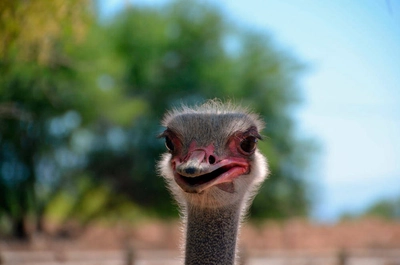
12, 216, 30, 240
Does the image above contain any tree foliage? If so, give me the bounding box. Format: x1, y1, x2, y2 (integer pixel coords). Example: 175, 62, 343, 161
0, 0, 316, 239
0, 0, 141, 238
95, 1, 314, 219
363, 197, 400, 220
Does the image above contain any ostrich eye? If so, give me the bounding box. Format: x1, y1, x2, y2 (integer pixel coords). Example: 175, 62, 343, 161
240, 136, 257, 154
165, 136, 174, 151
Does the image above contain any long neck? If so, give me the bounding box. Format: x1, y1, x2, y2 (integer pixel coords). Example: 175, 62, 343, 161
184, 202, 242, 265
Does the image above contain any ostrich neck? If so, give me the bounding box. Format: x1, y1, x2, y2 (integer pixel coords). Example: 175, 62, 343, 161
184, 202, 242, 265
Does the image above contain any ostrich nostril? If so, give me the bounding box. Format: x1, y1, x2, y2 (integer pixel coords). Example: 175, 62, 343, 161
209, 155, 216, 164
185, 167, 196, 175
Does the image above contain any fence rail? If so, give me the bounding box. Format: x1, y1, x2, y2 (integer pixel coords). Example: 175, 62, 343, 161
1, 249, 400, 265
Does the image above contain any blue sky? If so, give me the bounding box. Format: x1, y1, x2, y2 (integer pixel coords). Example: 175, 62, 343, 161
100, 0, 400, 222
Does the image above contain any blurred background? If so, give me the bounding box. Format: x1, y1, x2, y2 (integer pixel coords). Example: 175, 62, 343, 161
0, 0, 399, 264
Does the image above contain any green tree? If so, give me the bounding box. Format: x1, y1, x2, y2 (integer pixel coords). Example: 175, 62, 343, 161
0, 0, 144, 238
0, 0, 317, 241
363, 196, 400, 220
0, 0, 95, 239
90, 0, 316, 219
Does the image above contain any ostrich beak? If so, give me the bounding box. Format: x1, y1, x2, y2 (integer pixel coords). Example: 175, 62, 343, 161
173, 145, 249, 193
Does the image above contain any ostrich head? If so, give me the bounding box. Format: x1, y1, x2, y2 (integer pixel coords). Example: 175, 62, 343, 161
158, 101, 269, 209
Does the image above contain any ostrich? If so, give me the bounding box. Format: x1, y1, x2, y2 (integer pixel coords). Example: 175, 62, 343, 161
158, 100, 269, 265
